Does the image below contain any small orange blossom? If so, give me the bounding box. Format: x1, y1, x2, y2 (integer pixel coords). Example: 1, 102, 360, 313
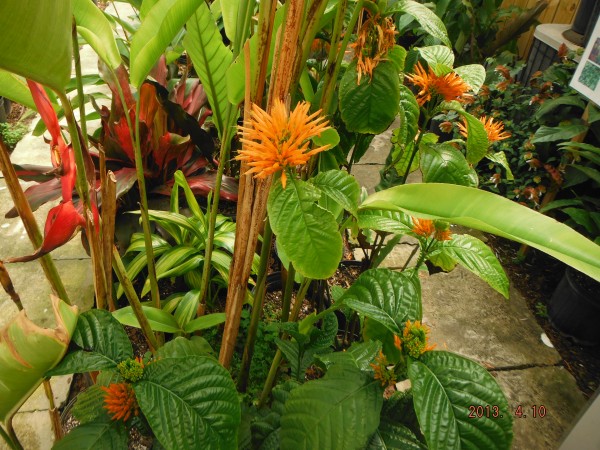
406, 63, 472, 106
458, 115, 511, 143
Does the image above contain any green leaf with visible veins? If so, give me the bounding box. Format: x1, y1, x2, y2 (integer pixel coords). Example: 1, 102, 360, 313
268, 178, 342, 279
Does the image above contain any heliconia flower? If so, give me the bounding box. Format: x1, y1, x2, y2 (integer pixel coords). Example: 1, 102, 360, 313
27, 80, 76, 201
101, 382, 139, 422
458, 116, 511, 143
406, 63, 472, 106
6, 201, 86, 263
402, 320, 435, 359
236, 100, 331, 188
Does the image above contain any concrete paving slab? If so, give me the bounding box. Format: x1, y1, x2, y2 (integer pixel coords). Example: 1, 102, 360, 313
1, 410, 56, 450
351, 164, 385, 194
19, 375, 73, 412
421, 265, 562, 367
493, 366, 586, 449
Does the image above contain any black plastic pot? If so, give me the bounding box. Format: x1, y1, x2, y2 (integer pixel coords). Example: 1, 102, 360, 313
548, 267, 600, 346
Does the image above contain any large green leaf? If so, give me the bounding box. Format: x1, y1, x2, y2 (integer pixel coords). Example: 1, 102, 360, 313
434, 234, 509, 298
281, 363, 383, 450
357, 209, 413, 235
443, 101, 488, 165
135, 356, 240, 450
339, 61, 400, 134
53, 421, 128, 450
129, 0, 200, 88
420, 143, 478, 187
317, 340, 382, 371
454, 64, 486, 94
310, 170, 361, 216
0, 0, 72, 90
340, 268, 421, 334
408, 351, 513, 450
113, 305, 182, 333
183, 2, 233, 136
156, 336, 214, 358
0, 296, 78, 422
367, 420, 427, 450
0, 71, 37, 111
360, 183, 600, 281
184, 312, 227, 333
48, 309, 133, 375
72, 0, 122, 69
219, 0, 239, 43
399, 85, 420, 146
532, 124, 589, 144
268, 178, 342, 279
417, 45, 454, 69
387, 0, 450, 46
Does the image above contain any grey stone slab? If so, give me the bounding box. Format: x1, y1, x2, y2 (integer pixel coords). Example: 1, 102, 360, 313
19, 375, 73, 412
421, 265, 562, 367
351, 164, 385, 195
0, 410, 56, 450
493, 366, 586, 449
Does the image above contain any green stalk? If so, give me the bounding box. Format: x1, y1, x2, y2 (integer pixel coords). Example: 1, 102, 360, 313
400, 120, 428, 185
112, 247, 160, 352
280, 262, 296, 323
258, 277, 311, 406
5, 419, 23, 450
237, 218, 273, 392
132, 99, 160, 309
198, 106, 236, 305
233, 0, 256, 58
71, 23, 87, 146
0, 139, 70, 303
0, 424, 21, 450
57, 91, 108, 308
319, 0, 364, 114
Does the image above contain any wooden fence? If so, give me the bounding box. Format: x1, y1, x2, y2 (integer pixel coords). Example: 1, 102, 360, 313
501, 0, 580, 58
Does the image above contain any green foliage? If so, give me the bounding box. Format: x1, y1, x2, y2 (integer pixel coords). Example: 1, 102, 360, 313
280, 362, 384, 449
0, 122, 28, 149
49, 310, 240, 450
267, 177, 342, 279
409, 351, 513, 449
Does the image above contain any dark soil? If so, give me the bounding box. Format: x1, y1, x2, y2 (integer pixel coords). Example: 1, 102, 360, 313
488, 234, 600, 399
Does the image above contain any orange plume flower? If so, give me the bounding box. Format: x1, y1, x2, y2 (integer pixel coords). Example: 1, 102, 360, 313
236, 100, 331, 188
351, 12, 397, 83
406, 63, 472, 106
458, 115, 511, 143
101, 383, 139, 422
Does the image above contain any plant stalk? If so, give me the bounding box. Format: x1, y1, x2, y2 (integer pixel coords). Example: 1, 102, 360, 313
280, 262, 296, 323
112, 247, 160, 352
43, 380, 63, 442
0, 262, 23, 311
132, 99, 160, 309
258, 277, 311, 406
0, 424, 20, 450
57, 91, 109, 309
0, 138, 70, 303
237, 218, 273, 392
5, 419, 23, 450
71, 22, 88, 146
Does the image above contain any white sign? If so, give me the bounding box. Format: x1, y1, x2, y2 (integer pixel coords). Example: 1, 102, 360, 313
571, 17, 600, 103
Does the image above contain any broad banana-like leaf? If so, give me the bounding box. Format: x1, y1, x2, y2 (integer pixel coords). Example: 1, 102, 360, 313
72, 0, 122, 70
360, 183, 600, 281
183, 1, 233, 136
0, 0, 72, 91
129, 0, 201, 88
0, 71, 37, 111
0, 296, 78, 422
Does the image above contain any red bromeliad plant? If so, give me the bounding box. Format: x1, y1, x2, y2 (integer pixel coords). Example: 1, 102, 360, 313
6, 75, 238, 224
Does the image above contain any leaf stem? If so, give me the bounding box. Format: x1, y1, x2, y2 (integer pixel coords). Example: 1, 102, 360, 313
71, 22, 88, 146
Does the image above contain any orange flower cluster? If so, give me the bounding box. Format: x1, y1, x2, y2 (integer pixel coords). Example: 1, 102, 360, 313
402, 320, 435, 359
370, 351, 396, 387
458, 115, 511, 143
236, 100, 331, 188
406, 63, 472, 106
101, 382, 139, 422
411, 217, 452, 241
351, 12, 397, 83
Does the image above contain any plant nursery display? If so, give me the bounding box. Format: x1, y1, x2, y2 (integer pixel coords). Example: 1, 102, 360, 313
0, 0, 599, 449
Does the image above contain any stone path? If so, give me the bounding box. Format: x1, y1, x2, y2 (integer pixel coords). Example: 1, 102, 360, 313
0, 3, 592, 448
